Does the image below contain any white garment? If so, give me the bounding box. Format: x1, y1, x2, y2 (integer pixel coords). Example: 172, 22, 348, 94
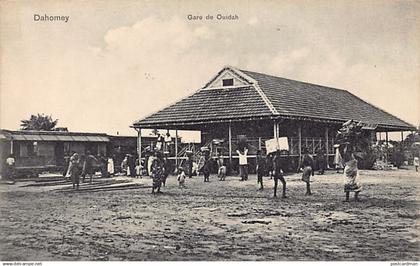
107, 158, 114, 174
164, 135, 171, 143
178, 172, 186, 184
414, 157, 419, 167
6, 157, 15, 165
237, 149, 248, 165
148, 156, 155, 175
192, 162, 198, 175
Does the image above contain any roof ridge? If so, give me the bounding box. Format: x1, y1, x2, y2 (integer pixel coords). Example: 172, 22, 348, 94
252, 83, 279, 115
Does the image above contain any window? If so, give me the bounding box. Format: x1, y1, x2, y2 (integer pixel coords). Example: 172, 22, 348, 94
19, 142, 36, 157
222, 78, 234, 86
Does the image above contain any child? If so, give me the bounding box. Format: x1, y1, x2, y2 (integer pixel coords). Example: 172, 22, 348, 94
121, 156, 128, 176
201, 149, 211, 182
177, 167, 186, 188
256, 150, 266, 190
216, 152, 226, 181
414, 156, 419, 172
135, 158, 141, 178
69, 153, 80, 189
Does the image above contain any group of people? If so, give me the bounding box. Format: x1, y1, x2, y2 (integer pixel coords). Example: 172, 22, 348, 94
149, 151, 171, 194
155, 132, 173, 154
120, 154, 142, 178
63, 151, 114, 189
172, 146, 363, 202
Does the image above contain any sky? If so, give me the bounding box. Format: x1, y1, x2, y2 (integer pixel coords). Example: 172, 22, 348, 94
1, 0, 419, 140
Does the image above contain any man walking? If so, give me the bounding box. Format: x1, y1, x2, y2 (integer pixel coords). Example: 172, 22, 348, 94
237, 148, 248, 181
273, 150, 287, 198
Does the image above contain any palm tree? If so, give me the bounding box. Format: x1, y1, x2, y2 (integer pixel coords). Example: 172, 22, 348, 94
20, 113, 58, 131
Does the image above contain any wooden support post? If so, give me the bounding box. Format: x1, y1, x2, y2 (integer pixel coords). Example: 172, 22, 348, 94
175, 129, 178, 167
325, 128, 329, 154
312, 138, 315, 154
298, 124, 302, 156
273, 122, 278, 139
137, 129, 142, 160
401, 131, 404, 142
10, 139, 14, 154
258, 137, 262, 150
385, 132, 389, 163
228, 122, 232, 165
325, 127, 330, 168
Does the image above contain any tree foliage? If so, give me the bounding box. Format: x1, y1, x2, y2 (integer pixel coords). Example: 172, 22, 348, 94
335, 120, 376, 169
20, 114, 58, 131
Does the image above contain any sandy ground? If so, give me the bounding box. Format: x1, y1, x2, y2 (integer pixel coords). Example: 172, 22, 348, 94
0, 169, 419, 261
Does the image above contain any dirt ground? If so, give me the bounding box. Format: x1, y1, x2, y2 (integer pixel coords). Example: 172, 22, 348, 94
0, 168, 419, 261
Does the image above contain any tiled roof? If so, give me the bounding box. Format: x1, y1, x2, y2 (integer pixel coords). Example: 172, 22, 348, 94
134, 67, 415, 130
241, 70, 414, 130
134, 86, 273, 126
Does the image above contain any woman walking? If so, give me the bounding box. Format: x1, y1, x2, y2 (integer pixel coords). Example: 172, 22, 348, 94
299, 148, 314, 196
343, 154, 362, 202
151, 152, 165, 194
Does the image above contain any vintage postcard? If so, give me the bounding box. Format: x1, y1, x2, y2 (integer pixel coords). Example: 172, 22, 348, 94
0, 0, 419, 264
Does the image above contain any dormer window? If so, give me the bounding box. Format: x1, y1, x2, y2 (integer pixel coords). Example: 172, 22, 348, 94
222, 78, 234, 87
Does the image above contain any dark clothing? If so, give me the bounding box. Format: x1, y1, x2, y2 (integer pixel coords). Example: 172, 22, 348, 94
316, 152, 326, 174
256, 155, 266, 175
273, 154, 286, 197
162, 158, 171, 186
202, 156, 211, 182
63, 156, 70, 177
84, 155, 97, 175
100, 157, 108, 178
239, 165, 248, 181
256, 155, 266, 189
301, 154, 314, 169
299, 154, 314, 183
163, 159, 171, 176
151, 159, 164, 193
266, 156, 273, 174
274, 175, 286, 197
186, 157, 193, 178
273, 154, 283, 173
69, 159, 80, 189
4, 164, 15, 180
128, 156, 136, 178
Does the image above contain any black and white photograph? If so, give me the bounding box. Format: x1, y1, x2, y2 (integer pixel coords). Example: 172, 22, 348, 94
0, 0, 419, 264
